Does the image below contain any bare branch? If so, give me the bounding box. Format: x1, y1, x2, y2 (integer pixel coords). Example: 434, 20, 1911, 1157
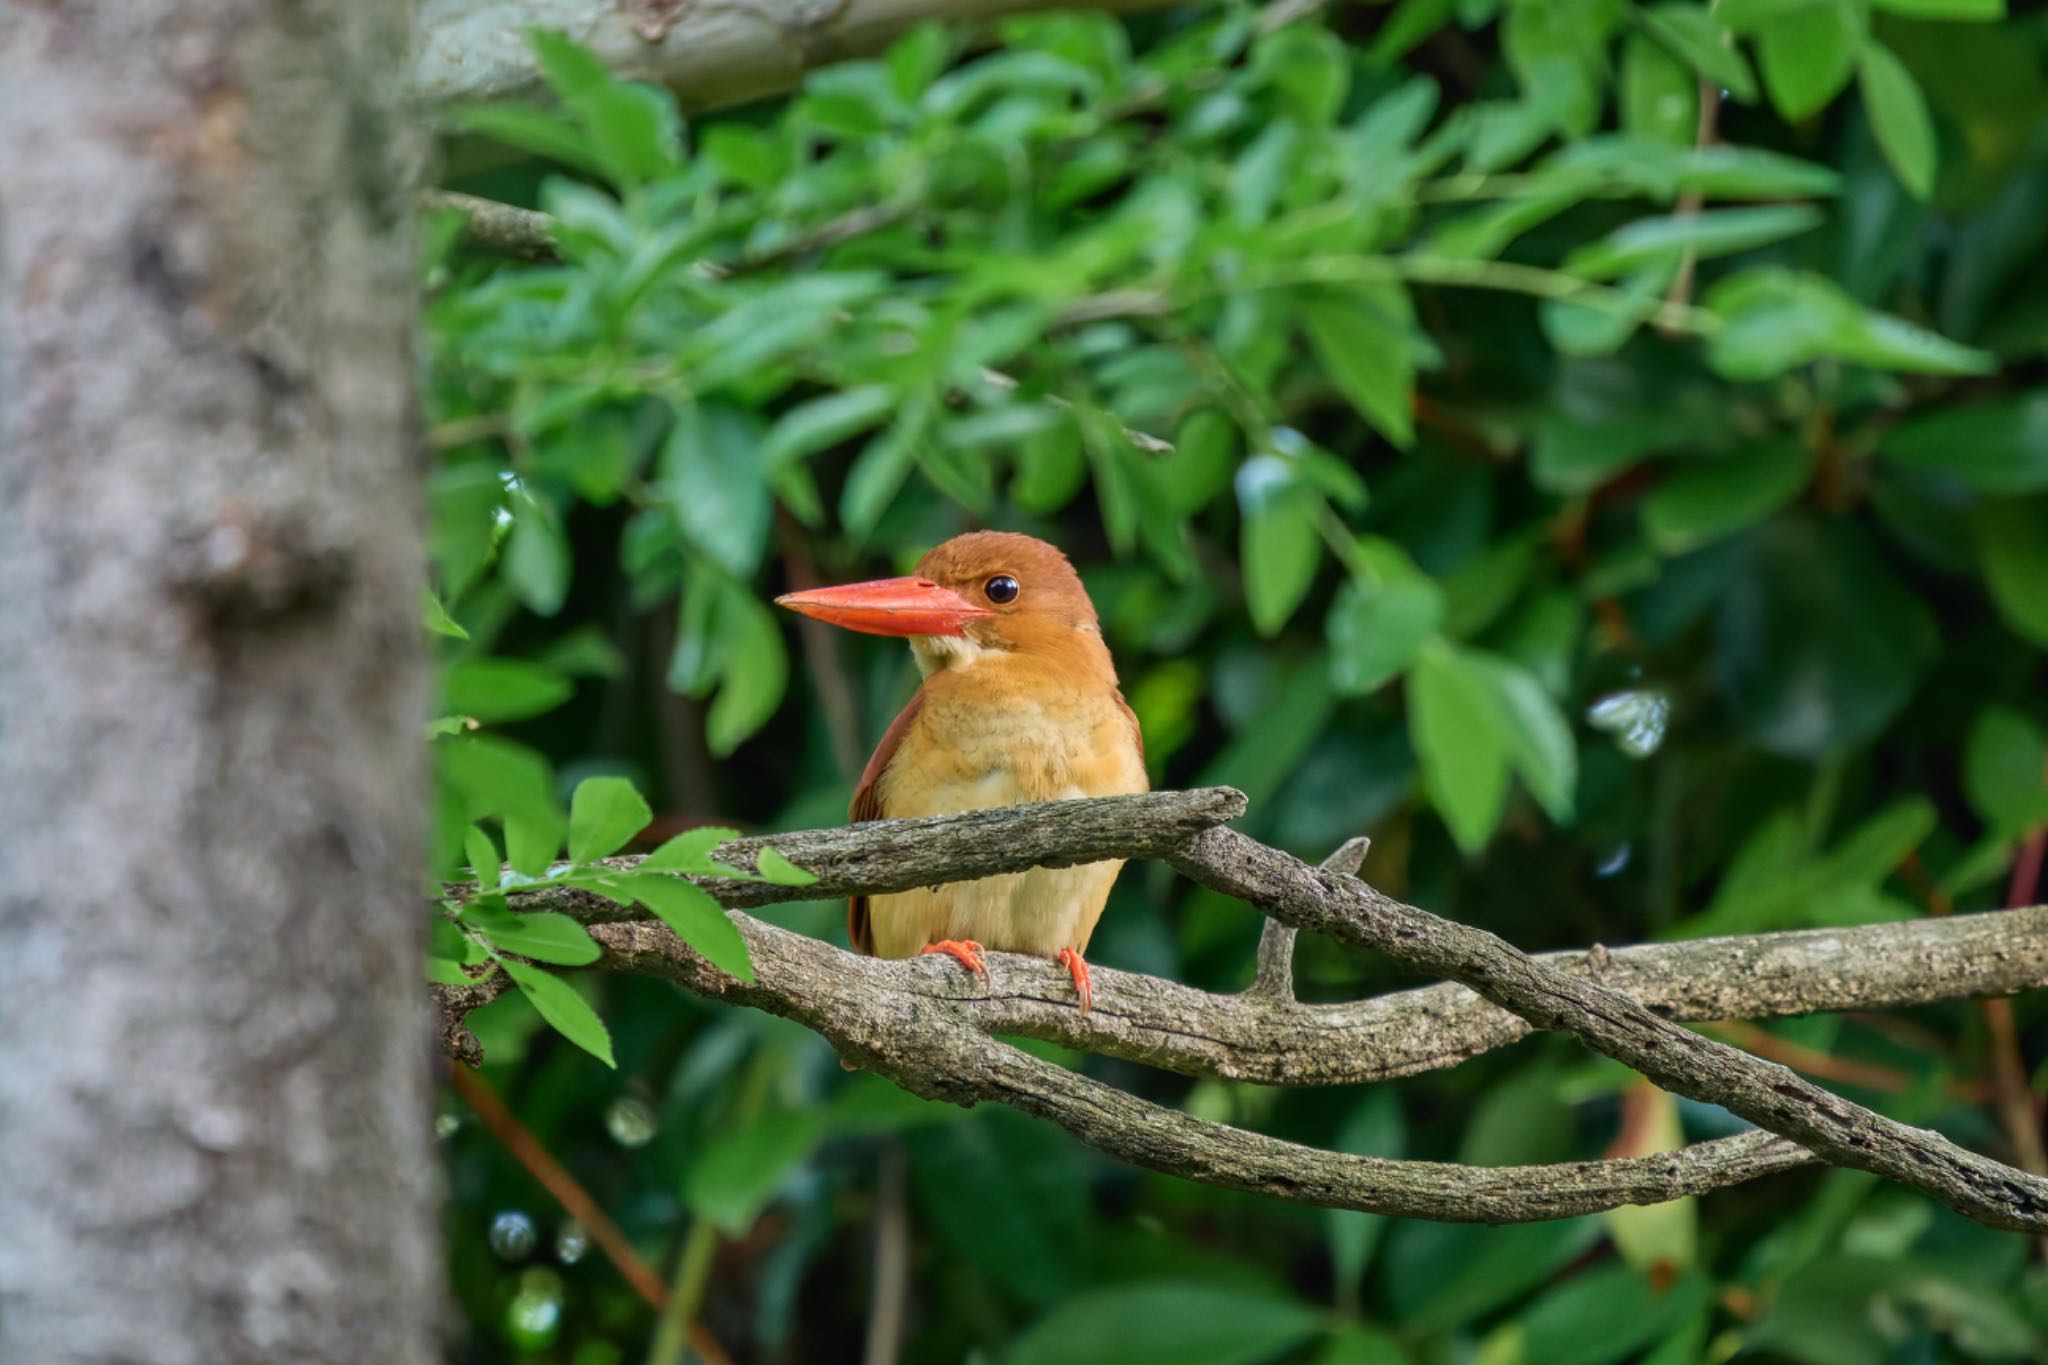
437, 793, 2048, 1230
414, 0, 1183, 113
1169, 826, 2048, 1233
446, 917, 1817, 1223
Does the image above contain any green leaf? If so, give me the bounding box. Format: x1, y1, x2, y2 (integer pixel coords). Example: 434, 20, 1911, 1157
1859, 42, 1937, 200
641, 825, 741, 873
1411, 642, 1511, 853
504, 502, 570, 617
504, 810, 564, 878
444, 658, 574, 723
753, 845, 818, 886
1758, 0, 1861, 121
1879, 394, 2048, 492
421, 587, 469, 640
440, 735, 562, 829
1566, 205, 1824, 279
1964, 707, 2048, 833
446, 103, 604, 178
1642, 438, 1814, 553
1518, 1266, 1709, 1365
502, 959, 614, 1068
1254, 25, 1350, 124
683, 1109, 825, 1233
1327, 1089, 1405, 1299
663, 400, 772, 578
1705, 268, 1995, 378
1327, 540, 1445, 694
1620, 33, 1699, 145
1006, 1282, 1324, 1365
620, 872, 754, 982
1471, 652, 1578, 821
1870, 0, 2001, 17
759, 387, 896, 470
1639, 4, 1757, 102
527, 29, 681, 188
840, 412, 925, 537
464, 825, 501, 888
463, 897, 601, 967
1239, 459, 1325, 636
1300, 283, 1416, 447
1717, 520, 1938, 758
568, 776, 653, 861
1975, 496, 2048, 646
706, 582, 788, 757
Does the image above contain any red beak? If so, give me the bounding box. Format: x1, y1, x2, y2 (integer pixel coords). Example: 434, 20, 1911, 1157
774, 576, 993, 638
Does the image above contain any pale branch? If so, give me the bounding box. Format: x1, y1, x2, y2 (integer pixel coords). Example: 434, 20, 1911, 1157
1169, 826, 2048, 1233
425, 190, 556, 260
414, 0, 1182, 113
437, 792, 2048, 1230
445, 917, 1818, 1223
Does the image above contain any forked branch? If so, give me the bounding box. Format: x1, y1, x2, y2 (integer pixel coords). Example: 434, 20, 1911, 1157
437, 790, 2048, 1230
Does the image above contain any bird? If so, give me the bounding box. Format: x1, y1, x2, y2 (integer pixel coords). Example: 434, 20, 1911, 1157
774, 531, 1147, 1012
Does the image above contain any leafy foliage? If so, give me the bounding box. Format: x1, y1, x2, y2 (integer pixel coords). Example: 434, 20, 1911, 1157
423, 2, 2047, 1361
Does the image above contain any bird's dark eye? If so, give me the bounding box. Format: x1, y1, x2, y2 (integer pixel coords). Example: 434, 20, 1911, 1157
984, 574, 1020, 605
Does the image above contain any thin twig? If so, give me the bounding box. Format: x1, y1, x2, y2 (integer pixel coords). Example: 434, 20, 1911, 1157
445, 1063, 734, 1365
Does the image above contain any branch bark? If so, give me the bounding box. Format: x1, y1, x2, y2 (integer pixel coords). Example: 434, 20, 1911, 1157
414, 0, 1179, 112
439, 793, 2048, 1230
1171, 826, 2048, 1232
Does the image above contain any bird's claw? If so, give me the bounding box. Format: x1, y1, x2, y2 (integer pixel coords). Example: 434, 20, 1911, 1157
1057, 947, 1093, 1015
920, 939, 989, 991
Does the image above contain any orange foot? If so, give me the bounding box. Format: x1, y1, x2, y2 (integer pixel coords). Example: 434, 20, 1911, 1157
920, 939, 988, 990
1056, 947, 1093, 1015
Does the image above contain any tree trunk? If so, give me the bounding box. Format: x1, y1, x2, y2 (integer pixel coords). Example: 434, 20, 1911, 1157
0, 6, 439, 1363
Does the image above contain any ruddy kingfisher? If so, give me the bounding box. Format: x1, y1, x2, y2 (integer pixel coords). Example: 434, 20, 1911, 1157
775, 531, 1146, 1012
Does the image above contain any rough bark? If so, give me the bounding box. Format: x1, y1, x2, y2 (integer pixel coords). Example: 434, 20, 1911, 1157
1172, 827, 2048, 1232
0, 6, 438, 1363
437, 794, 2048, 1229
414, 0, 1179, 112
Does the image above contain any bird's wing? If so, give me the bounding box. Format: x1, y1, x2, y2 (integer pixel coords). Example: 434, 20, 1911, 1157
846, 690, 924, 956
1115, 690, 1145, 764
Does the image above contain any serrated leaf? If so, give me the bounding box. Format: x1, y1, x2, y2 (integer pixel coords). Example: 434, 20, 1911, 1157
503, 959, 614, 1068
568, 776, 653, 861
642, 825, 742, 873
754, 845, 818, 886
1859, 42, 1936, 200
504, 810, 564, 878
621, 873, 755, 981
463, 898, 601, 966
